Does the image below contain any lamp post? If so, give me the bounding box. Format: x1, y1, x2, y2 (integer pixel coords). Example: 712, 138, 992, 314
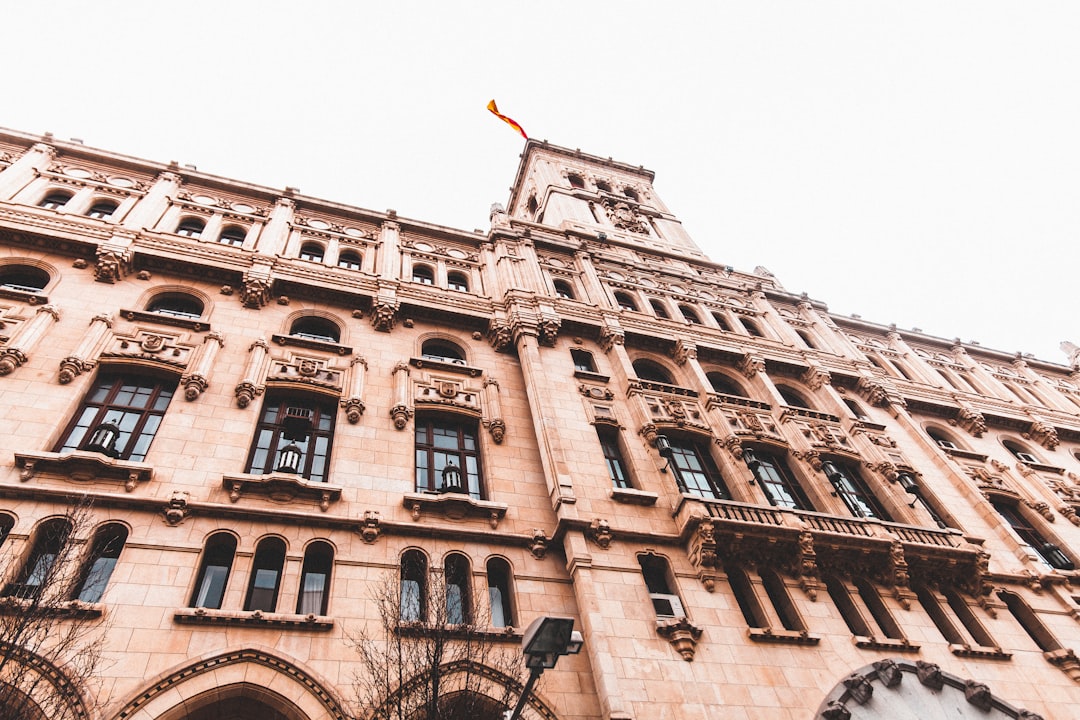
505, 616, 583, 720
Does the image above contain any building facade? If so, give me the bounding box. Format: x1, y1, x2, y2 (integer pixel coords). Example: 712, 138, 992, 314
0, 127, 1079, 719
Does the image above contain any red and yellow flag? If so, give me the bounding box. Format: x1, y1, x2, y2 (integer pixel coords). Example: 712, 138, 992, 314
487, 100, 528, 139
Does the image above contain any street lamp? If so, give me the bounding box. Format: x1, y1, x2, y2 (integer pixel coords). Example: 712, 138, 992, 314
506, 616, 583, 720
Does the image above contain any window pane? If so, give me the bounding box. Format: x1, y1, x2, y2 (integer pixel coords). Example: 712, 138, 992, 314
195, 565, 229, 608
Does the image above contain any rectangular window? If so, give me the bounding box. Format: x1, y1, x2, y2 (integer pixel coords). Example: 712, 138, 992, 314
415, 417, 483, 499
54, 374, 175, 462
668, 439, 729, 500
823, 461, 891, 520
246, 397, 336, 483
597, 428, 632, 489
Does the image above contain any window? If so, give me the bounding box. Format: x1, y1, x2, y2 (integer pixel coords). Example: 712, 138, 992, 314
190, 532, 237, 609
553, 280, 575, 299
991, 500, 1074, 570
728, 566, 768, 628
822, 461, 891, 520
797, 330, 817, 349
400, 550, 428, 622
639, 554, 684, 619
649, 299, 670, 319
740, 318, 764, 337
942, 587, 997, 648
760, 570, 805, 632
74, 523, 128, 603
568, 174, 585, 189
999, 590, 1063, 653
776, 385, 813, 409
854, 577, 904, 639
299, 242, 325, 262
421, 339, 466, 365
297, 541, 334, 615
927, 427, 961, 451
915, 584, 965, 644
2, 518, 72, 599
665, 437, 730, 500
1003, 439, 1040, 465
744, 449, 813, 510
571, 349, 597, 373
0, 515, 12, 547
246, 396, 336, 483
0, 265, 49, 293
597, 427, 631, 489
289, 316, 341, 343
444, 554, 471, 624
679, 305, 701, 324
707, 372, 746, 397
486, 558, 514, 628
218, 225, 247, 247
824, 574, 871, 636
244, 537, 286, 612
39, 191, 72, 210
412, 264, 435, 285
633, 359, 674, 384
614, 291, 638, 312
447, 271, 469, 292
147, 293, 203, 319
86, 200, 118, 219
415, 416, 483, 499
337, 250, 362, 270
712, 312, 733, 332
54, 373, 176, 462
596, 180, 611, 193
175, 217, 205, 238
843, 399, 868, 419
624, 187, 639, 201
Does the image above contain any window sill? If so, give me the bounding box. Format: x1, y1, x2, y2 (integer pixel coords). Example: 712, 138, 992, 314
15, 450, 153, 490
0, 287, 48, 304
1019, 460, 1066, 475
395, 622, 523, 643
747, 627, 820, 646
0, 596, 103, 618
271, 333, 352, 356
573, 370, 610, 383
409, 356, 483, 377
949, 643, 1012, 660
222, 473, 342, 511
403, 491, 508, 527
941, 447, 988, 462
119, 308, 210, 332
854, 636, 920, 652
174, 607, 333, 630
611, 487, 658, 506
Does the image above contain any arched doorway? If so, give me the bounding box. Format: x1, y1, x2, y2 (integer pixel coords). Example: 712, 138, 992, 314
155, 683, 304, 720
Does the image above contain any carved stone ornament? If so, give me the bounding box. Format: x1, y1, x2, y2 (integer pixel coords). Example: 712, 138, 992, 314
371, 301, 398, 332
1025, 500, 1054, 522
841, 673, 873, 705
872, 658, 903, 688
739, 354, 765, 378
486, 418, 506, 444
598, 323, 624, 352
94, 248, 130, 284
672, 339, 696, 366
390, 403, 413, 430
588, 519, 613, 549
915, 661, 945, 690
359, 510, 381, 543
341, 397, 365, 424
803, 365, 831, 390
529, 529, 548, 559
239, 277, 270, 308
538, 317, 561, 347
234, 381, 263, 408
603, 199, 649, 234
820, 700, 851, 720
655, 618, 703, 661
487, 321, 512, 352
182, 374, 208, 401
964, 680, 993, 711
1025, 420, 1060, 450
163, 491, 190, 526
59, 355, 95, 384
795, 531, 819, 600
954, 407, 987, 437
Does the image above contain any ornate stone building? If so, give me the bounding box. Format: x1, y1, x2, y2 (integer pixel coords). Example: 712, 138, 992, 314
0, 127, 1079, 719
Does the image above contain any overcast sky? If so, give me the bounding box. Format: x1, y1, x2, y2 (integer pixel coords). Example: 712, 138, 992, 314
3, 2, 1077, 365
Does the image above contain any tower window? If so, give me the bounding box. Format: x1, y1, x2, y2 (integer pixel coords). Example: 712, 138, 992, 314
2, 518, 73, 599
679, 305, 701, 324
444, 554, 471, 624
299, 242, 324, 262
400, 550, 428, 622
175, 217, 205, 238
421, 339, 466, 365
633, 359, 674, 384
218, 225, 247, 247
707, 372, 746, 397
568, 174, 585, 189
39, 191, 72, 210
992, 500, 1074, 570
86, 200, 118, 219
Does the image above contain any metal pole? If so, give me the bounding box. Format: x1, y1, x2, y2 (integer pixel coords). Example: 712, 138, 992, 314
506, 665, 543, 720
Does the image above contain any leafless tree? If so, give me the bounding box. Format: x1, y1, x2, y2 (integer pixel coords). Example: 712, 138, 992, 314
0, 497, 111, 720
350, 555, 528, 720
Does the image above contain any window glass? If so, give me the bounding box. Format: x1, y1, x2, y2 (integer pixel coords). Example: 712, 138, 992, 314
415, 417, 483, 499
218, 226, 246, 246
747, 451, 812, 510
245, 537, 286, 612
289, 317, 341, 343
0, 265, 49, 293
190, 533, 236, 609
412, 265, 435, 284
176, 218, 205, 238
823, 462, 890, 520
75, 524, 128, 603
246, 397, 337, 483
668, 438, 729, 499
299, 243, 324, 262
337, 250, 362, 270
54, 374, 176, 462
486, 558, 513, 628
298, 541, 334, 615
2, 519, 72, 599
39, 192, 72, 210
400, 551, 427, 622
447, 272, 469, 292
86, 201, 118, 219
147, 293, 203, 319
597, 428, 631, 489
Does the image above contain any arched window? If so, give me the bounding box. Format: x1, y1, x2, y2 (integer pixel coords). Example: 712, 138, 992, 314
926, 427, 961, 451
570, 349, 597, 373
74, 523, 128, 603
415, 415, 483, 499
760, 570, 805, 632
915, 584, 965, 644
777, 385, 813, 409
0, 515, 13, 548
679, 305, 701, 324
337, 250, 362, 270
486, 558, 514, 628
633, 359, 673, 384
1003, 439, 1040, 465
444, 554, 471, 624
527, 195, 539, 216
797, 330, 817, 349
2, 518, 73, 599
998, 590, 1062, 653
991, 500, 1074, 570
614, 291, 638, 312
854, 577, 904, 639
175, 217, 205, 238
567, 174, 585, 189
639, 555, 684, 619
943, 587, 997, 648
190, 532, 236, 609
147, 293, 203, 319
297, 541, 334, 615
400, 550, 428, 622
843, 398, 868, 419
712, 312, 732, 332
727, 566, 767, 628
246, 395, 337, 484
0, 265, 49, 293
289, 316, 341, 343
412, 264, 435, 285
821, 461, 891, 520
299, 242, 324, 262
86, 200, 118, 220
447, 271, 469, 292
54, 373, 176, 462
662, 436, 730, 500
649, 299, 670, 319
421, 339, 466, 365
597, 427, 631, 489
740, 318, 765, 337
245, 537, 286, 612
553, 280, 575, 299
824, 574, 871, 636
707, 372, 746, 397
39, 191, 72, 210
624, 187, 639, 201
595, 180, 611, 193
218, 225, 247, 247
743, 449, 813, 510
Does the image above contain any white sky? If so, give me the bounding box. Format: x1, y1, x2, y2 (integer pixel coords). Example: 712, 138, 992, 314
3, 2, 1077, 365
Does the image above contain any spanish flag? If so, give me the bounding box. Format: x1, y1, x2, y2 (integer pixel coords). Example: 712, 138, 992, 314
487, 100, 528, 139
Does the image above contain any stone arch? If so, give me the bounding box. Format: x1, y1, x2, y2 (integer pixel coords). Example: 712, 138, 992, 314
0, 641, 92, 720
109, 646, 350, 720
814, 658, 1043, 719
135, 283, 215, 318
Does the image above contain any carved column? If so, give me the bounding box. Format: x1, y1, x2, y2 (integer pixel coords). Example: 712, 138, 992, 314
389, 361, 413, 429
180, 332, 224, 400
483, 377, 505, 443
59, 313, 112, 384
341, 356, 367, 423
234, 338, 270, 407
0, 304, 59, 375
